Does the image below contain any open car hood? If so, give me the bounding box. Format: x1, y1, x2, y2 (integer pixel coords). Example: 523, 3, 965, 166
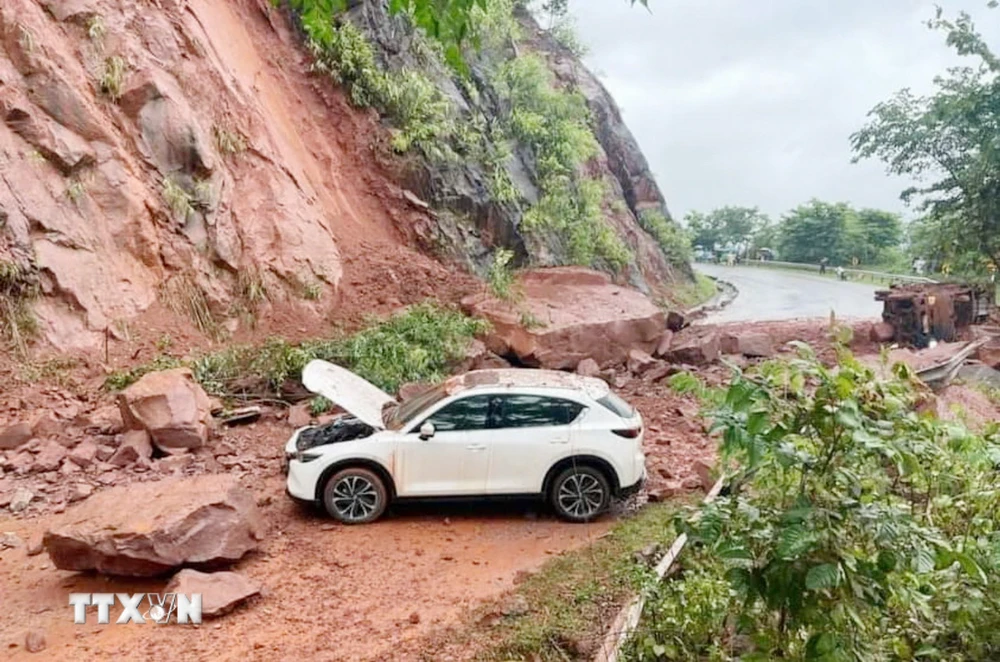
301, 360, 396, 430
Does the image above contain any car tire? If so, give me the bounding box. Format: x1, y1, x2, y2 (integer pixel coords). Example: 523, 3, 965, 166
549, 465, 611, 523
322, 467, 389, 524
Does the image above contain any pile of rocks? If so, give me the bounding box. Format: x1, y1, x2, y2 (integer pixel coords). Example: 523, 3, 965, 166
0, 368, 269, 516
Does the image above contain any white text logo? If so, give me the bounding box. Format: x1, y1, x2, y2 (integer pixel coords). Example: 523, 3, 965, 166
69, 593, 202, 624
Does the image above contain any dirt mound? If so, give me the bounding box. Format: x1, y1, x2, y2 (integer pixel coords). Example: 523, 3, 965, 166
462, 267, 665, 369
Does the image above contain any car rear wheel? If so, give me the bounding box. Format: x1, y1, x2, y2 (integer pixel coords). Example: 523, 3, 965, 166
322, 467, 388, 524
550, 465, 611, 523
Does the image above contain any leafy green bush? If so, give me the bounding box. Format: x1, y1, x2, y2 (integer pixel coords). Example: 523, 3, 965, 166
628, 344, 1000, 661
496, 56, 630, 270
639, 209, 692, 266
304, 17, 454, 157
487, 248, 517, 300
105, 302, 486, 396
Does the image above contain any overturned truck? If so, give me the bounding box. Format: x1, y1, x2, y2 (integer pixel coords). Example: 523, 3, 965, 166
875, 283, 994, 348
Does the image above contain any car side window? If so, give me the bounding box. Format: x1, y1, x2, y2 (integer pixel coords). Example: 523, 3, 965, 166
493, 395, 584, 429
422, 395, 491, 432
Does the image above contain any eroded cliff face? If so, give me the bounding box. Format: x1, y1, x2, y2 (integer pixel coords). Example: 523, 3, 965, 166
0, 0, 415, 350
0, 0, 688, 353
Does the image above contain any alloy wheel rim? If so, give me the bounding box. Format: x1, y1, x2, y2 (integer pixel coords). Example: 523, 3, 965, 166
331, 475, 379, 522
557, 473, 604, 518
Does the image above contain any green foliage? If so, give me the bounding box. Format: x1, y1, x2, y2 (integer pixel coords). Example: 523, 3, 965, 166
548, 15, 589, 57
852, 4, 1000, 271
99, 55, 127, 101
639, 209, 691, 265
684, 206, 769, 253
105, 302, 486, 396
0, 260, 39, 355
104, 354, 184, 392
309, 395, 332, 416
777, 199, 861, 265
487, 248, 517, 300
86, 15, 105, 46
303, 16, 454, 156
627, 345, 1000, 661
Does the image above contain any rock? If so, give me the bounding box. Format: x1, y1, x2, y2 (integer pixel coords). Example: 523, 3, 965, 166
108, 430, 153, 467
119, 68, 215, 175
3, 99, 96, 175
869, 322, 895, 343
692, 459, 716, 491
68, 439, 98, 467
654, 330, 674, 357
31, 412, 64, 439
500, 594, 530, 617
666, 311, 686, 332
462, 268, 665, 370
626, 348, 657, 376
575, 358, 601, 378
158, 454, 193, 473
286, 404, 312, 429
24, 629, 46, 654
165, 569, 261, 617
681, 476, 702, 491
78, 405, 124, 435
646, 486, 677, 502
68, 483, 93, 502
60, 459, 80, 475
397, 382, 432, 403
118, 368, 212, 452
31, 439, 67, 473
0, 531, 24, 549
0, 422, 33, 450
94, 444, 115, 462
720, 333, 774, 358
9, 487, 33, 512
667, 333, 720, 366
408, 611, 421, 624
44, 475, 263, 576
643, 361, 674, 383
27, 537, 44, 556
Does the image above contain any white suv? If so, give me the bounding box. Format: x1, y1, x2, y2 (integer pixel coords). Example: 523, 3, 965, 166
284, 360, 646, 524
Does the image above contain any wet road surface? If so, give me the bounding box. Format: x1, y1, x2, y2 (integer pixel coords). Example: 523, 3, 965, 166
696, 263, 881, 323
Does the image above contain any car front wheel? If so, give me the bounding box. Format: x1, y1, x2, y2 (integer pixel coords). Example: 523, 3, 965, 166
322, 467, 388, 524
550, 465, 611, 523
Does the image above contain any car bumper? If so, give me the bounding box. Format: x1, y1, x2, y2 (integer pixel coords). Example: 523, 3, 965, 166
619, 471, 646, 498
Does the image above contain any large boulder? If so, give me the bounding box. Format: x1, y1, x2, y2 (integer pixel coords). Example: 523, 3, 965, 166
165, 569, 261, 617
118, 368, 212, 451
720, 332, 774, 358
667, 332, 720, 366
461, 267, 665, 370
43, 475, 263, 576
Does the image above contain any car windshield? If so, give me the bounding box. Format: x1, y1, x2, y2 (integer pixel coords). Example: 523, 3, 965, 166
382, 383, 450, 430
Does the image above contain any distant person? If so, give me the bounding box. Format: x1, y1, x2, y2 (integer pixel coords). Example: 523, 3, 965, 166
836, 266, 846, 281
819, 257, 828, 274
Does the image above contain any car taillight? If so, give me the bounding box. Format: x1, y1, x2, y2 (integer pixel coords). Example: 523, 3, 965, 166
612, 427, 641, 438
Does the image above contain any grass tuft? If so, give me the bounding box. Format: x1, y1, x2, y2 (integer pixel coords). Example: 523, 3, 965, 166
99, 55, 127, 101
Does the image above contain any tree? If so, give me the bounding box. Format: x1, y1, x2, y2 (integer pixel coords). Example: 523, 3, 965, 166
683, 206, 769, 255
856, 208, 903, 263
777, 200, 858, 264
851, 4, 1000, 271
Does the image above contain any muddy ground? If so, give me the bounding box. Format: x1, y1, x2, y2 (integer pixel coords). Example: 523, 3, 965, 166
2, 318, 997, 661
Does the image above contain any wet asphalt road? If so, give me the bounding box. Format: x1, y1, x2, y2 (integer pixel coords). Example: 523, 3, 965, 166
696, 263, 882, 323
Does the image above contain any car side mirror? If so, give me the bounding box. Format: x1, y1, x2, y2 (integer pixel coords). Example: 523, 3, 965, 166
419, 422, 435, 440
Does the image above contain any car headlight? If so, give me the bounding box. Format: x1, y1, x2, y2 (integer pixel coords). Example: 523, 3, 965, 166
294, 451, 322, 463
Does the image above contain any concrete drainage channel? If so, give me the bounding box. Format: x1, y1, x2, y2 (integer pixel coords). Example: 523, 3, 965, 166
593, 477, 728, 662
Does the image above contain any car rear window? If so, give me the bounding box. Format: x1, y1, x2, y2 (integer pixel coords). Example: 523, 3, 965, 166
597, 392, 634, 419
493, 395, 585, 428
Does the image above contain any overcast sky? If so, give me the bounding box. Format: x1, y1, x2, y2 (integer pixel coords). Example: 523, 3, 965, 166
569, 1, 1000, 222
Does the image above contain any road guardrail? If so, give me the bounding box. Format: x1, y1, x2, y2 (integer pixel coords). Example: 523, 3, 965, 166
737, 259, 937, 285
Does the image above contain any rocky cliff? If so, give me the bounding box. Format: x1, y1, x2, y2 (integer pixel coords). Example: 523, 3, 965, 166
0, 0, 689, 354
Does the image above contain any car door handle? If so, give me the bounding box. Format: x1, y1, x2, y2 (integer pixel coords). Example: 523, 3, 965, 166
549, 438, 569, 444
466, 444, 487, 451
